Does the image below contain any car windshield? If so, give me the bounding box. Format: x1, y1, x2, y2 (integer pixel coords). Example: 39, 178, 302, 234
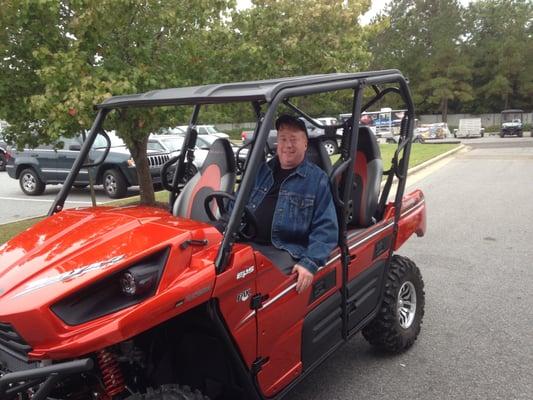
159, 137, 184, 152
92, 131, 125, 148
203, 126, 218, 134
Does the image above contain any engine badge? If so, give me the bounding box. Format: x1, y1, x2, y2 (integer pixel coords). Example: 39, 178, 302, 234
13, 255, 125, 298
236, 266, 254, 280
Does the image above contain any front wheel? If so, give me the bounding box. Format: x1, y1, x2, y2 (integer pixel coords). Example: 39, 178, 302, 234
322, 140, 338, 156
103, 169, 128, 198
19, 168, 45, 195
125, 385, 209, 400
362, 255, 425, 353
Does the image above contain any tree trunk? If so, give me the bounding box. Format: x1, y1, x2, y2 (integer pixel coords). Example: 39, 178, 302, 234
441, 97, 448, 123
129, 135, 155, 205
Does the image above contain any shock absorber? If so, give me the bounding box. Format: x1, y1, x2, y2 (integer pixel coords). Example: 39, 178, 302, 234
96, 348, 125, 398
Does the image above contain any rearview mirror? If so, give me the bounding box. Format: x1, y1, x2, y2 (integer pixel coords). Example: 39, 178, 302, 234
69, 144, 81, 151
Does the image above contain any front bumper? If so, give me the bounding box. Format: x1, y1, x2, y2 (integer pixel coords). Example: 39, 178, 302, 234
0, 358, 93, 400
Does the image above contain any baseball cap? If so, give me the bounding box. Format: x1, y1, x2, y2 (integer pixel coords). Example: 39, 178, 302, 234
275, 114, 308, 138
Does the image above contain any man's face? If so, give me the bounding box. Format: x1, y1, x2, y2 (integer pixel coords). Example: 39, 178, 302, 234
277, 124, 308, 169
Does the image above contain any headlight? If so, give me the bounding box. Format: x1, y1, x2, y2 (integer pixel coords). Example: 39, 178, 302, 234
51, 248, 169, 325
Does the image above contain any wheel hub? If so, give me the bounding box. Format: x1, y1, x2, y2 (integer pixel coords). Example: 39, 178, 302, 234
23, 174, 36, 191
397, 281, 417, 329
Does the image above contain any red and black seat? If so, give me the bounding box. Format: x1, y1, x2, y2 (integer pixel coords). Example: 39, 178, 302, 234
172, 138, 236, 222
346, 127, 383, 227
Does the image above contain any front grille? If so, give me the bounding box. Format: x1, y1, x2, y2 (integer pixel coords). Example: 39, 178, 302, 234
0, 322, 32, 361
148, 154, 170, 167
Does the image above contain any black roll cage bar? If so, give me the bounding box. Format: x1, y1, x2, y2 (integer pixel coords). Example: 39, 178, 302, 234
49, 72, 415, 277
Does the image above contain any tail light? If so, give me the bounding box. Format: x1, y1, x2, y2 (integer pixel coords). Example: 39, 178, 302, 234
5, 148, 14, 162
241, 131, 246, 140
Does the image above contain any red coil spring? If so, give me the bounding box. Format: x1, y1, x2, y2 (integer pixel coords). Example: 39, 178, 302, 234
97, 348, 125, 398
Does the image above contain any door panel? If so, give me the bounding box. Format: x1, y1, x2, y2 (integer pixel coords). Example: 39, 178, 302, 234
346, 260, 386, 332
254, 249, 341, 397
212, 244, 258, 367
301, 288, 342, 369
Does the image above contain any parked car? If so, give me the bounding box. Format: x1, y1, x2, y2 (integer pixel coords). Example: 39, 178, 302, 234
242, 118, 339, 155
500, 109, 523, 137
150, 134, 208, 171
177, 124, 230, 139
5, 132, 171, 198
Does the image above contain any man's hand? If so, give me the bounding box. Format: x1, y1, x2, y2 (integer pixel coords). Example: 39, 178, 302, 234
292, 264, 314, 294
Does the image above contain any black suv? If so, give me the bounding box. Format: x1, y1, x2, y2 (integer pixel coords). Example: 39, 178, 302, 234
6, 133, 171, 198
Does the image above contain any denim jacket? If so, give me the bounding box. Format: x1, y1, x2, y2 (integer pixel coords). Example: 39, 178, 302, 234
247, 157, 338, 274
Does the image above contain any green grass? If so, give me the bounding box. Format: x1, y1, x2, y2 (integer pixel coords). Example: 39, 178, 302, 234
0, 143, 458, 245
380, 143, 459, 171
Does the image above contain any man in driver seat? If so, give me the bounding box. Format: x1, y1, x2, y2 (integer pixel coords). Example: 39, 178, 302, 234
247, 114, 338, 294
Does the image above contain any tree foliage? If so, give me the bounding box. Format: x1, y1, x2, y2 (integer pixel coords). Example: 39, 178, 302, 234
463, 0, 533, 112
0, 0, 234, 204
368, 0, 473, 120
0, 0, 531, 206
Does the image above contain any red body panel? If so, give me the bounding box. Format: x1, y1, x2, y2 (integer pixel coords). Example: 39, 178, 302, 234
0, 206, 220, 360
213, 244, 258, 367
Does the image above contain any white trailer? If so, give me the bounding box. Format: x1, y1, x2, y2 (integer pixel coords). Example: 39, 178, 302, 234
454, 118, 484, 138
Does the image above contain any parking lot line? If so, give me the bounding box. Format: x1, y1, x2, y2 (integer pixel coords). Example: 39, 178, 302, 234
0, 196, 92, 204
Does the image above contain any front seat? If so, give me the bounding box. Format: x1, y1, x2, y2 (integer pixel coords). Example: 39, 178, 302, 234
172, 138, 236, 222
346, 127, 383, 227
306, 137, 333, 175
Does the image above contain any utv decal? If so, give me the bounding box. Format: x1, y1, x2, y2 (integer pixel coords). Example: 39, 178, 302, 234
236, 266, 254, 280
236, 289, 251, 303
185, 286, 211, 302
13, 255, 125, 298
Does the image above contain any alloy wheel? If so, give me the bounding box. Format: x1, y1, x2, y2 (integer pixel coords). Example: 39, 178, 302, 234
22, 173, 36, 193
104, 174, 117, 195
397, 281, 417, 329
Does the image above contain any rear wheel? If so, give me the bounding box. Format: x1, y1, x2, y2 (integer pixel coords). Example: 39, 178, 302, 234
362, 255, 425, 352
19, 168, 45, 195
125, 385, 209, 400
103, 169, 127, 198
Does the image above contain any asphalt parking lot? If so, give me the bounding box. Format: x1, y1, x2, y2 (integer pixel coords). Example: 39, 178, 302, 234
0, 172, 139, 224
287, 135, 533, 400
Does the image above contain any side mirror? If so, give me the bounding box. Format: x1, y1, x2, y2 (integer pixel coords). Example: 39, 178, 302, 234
69, 144, 81, 151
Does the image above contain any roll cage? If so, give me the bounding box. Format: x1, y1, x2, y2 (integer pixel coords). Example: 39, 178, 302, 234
49, 70, 416, 275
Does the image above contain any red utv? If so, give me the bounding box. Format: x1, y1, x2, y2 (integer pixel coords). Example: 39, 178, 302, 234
0, 71, 426, 400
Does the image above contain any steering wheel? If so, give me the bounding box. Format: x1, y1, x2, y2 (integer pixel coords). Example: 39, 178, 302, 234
204, 191, 258, 241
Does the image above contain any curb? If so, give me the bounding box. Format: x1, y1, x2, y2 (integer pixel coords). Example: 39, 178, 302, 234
1, 144, 465, 228
407, 144, 465, 176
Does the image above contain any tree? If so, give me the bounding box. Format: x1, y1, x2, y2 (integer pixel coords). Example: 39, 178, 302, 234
224, 0, 372, 115
0, 0, 234, 205
463, 0, 533, 112
368, 0, 473, 120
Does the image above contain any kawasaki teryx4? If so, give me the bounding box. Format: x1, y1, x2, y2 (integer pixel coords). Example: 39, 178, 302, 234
0, 71, 426, 400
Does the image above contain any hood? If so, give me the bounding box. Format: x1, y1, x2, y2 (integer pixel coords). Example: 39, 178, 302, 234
0, 206, 222, 357
0, 206, 214, 309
